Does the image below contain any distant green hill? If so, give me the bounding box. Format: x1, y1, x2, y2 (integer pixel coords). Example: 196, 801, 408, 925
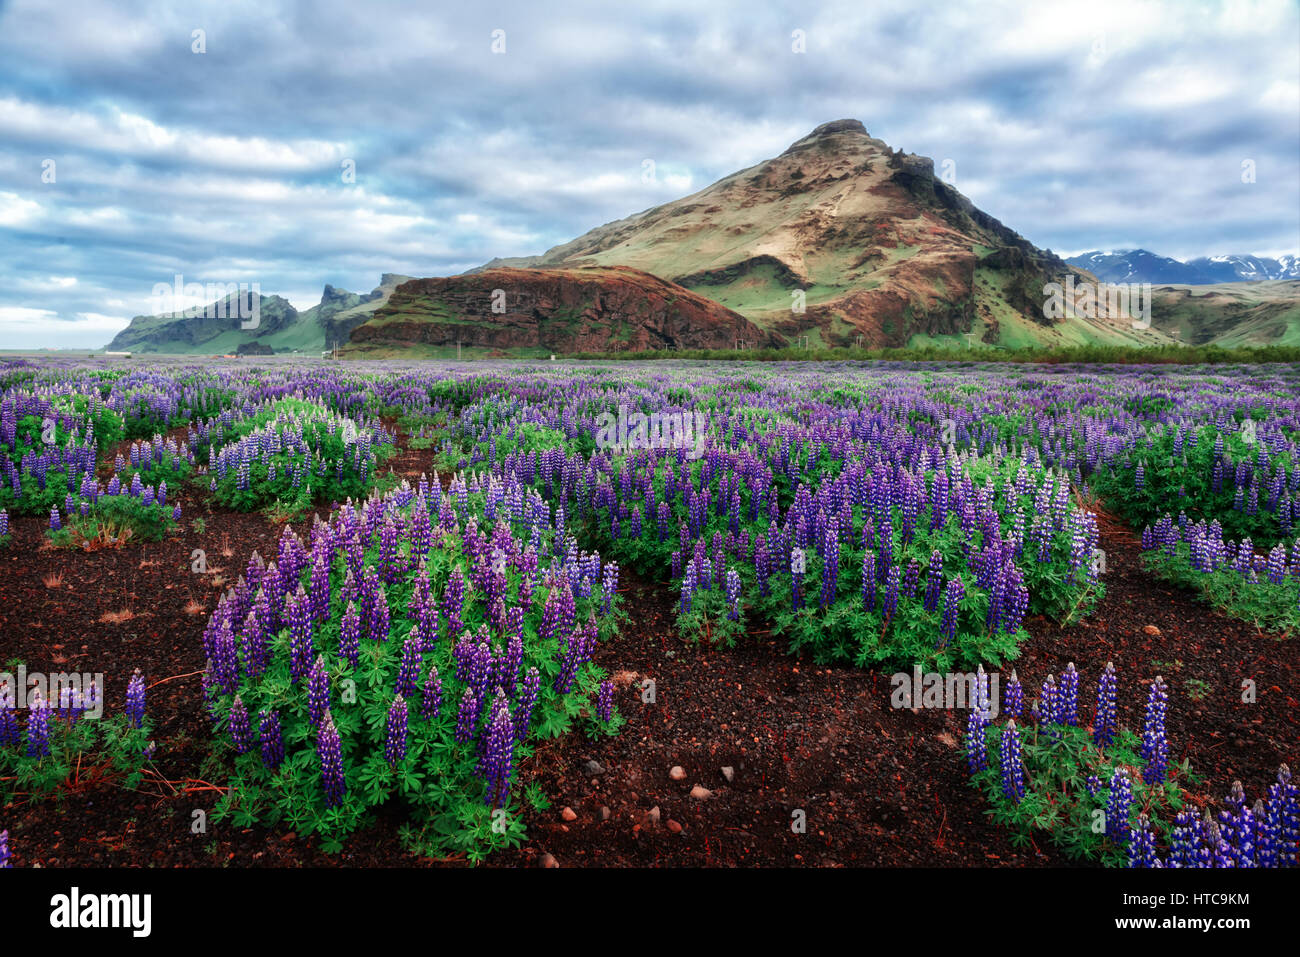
103, 274, 413, 354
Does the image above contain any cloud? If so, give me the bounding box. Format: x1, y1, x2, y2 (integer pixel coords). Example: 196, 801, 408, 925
0, 0, 1295, 347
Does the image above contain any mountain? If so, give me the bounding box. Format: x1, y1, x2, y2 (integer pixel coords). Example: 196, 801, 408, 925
343, 266, 779, 358
1067, 250, 1300, 285
468, 119, 1169, 349
1149, 281, 1300, 347
102, 274, 413, 354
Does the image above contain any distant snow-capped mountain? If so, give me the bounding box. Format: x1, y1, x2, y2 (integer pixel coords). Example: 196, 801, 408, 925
1066, 249, 1300, 284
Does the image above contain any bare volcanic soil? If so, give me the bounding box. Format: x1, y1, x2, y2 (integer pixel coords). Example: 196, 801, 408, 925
0, 435, 1295, 868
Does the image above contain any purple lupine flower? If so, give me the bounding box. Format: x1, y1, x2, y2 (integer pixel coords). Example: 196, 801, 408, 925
1004, 669, 1023, 720
369, 583, 391, 642
596, 679, 615, 723
966, 706, 989, 773
1085, 774, 1103, 798
725, 567, 742, 621
172, 504, 182, 522
307, 656, 330, 728
317, 711, 346, 807
384, 695, 409, 767
1094, 661, 1118, 749
881, 563, 900, 623
1039, 674, 1059, 736
999, 719, 1024, 803
940, 578, 964, 647
513, 666, 540, 741
420, 665, 442, 720
1058, 662, 1079, 726
479, 690, 515, 808
1128, 814, 1163, 868
338, 600, 361, 668
0, 510, 8, 538
287, 588, 314, 683
48, 506, 61, 531
1218, 780, 1251, 866
923, 550, 943, 611
1106, 767, 1132, 845
1169, 808, 1205, 868
0, 684, 19, 747
259, 709, 284, 770
25, 690, 50, 758
443, 568, 466, 637
0, 829, 9, 868
228, 695, 252, 754
1266, 763, 1297, 867
455, 686, 478, 744
1140, 676, 1169, 786
395, 629, 423, 699
1252, 798, 1277, 868
861, 551, 876, 611
125, 668, 146, 729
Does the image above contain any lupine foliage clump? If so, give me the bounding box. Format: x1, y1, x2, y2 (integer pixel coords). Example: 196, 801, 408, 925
204, 472, 623, 860
0, 672, 155, 802
1139, 513, 1300, 631
965, 664, 1198, 867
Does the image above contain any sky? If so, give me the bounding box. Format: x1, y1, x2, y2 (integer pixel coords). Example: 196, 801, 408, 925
0, 0, 1297, 348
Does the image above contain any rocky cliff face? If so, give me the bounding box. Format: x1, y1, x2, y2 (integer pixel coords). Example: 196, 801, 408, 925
346, 266, 780, 354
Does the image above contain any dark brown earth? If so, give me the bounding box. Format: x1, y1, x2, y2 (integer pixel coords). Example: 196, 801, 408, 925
0, 432, 1295, 868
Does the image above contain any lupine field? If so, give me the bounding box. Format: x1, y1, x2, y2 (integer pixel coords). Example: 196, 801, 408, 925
0, 355, 1296, 869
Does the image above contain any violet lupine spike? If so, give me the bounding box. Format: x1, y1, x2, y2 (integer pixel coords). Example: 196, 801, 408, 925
384, 695, 409, 767
1038, 674, 1059, 738
596, 679, 614, 723
287, 589, 314, 684
939, 578, 963, 647
999, 719, 1024, 803
395, 628, 423, 699
1106, 768, 1133, 846
307, 656, 330, 728
513, 666, 540, 741
1253, 798, 1279, 869
1058, 662, 1079, 726
479, 690, 515, 808
455, 686, 478, 744
1169, 808, 1205, 868
228, 695, 252, 754
421, 665, 443, 720
317, 710, 346, 808
1093, 661, 1118, 749
338, 601, 361, 669
1004, 669, 1023, 720
259, 709, 285, 770
0, 829, 9, 868
369, 583, 391, 642
966, 705, 989, 774
1140, 676, 1169, 786
25, 690, 51, 758
0, 682, 19, 747
1128, 814, 1163, 868
125, 668, 146, 729
1266, 764, 1297, 867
